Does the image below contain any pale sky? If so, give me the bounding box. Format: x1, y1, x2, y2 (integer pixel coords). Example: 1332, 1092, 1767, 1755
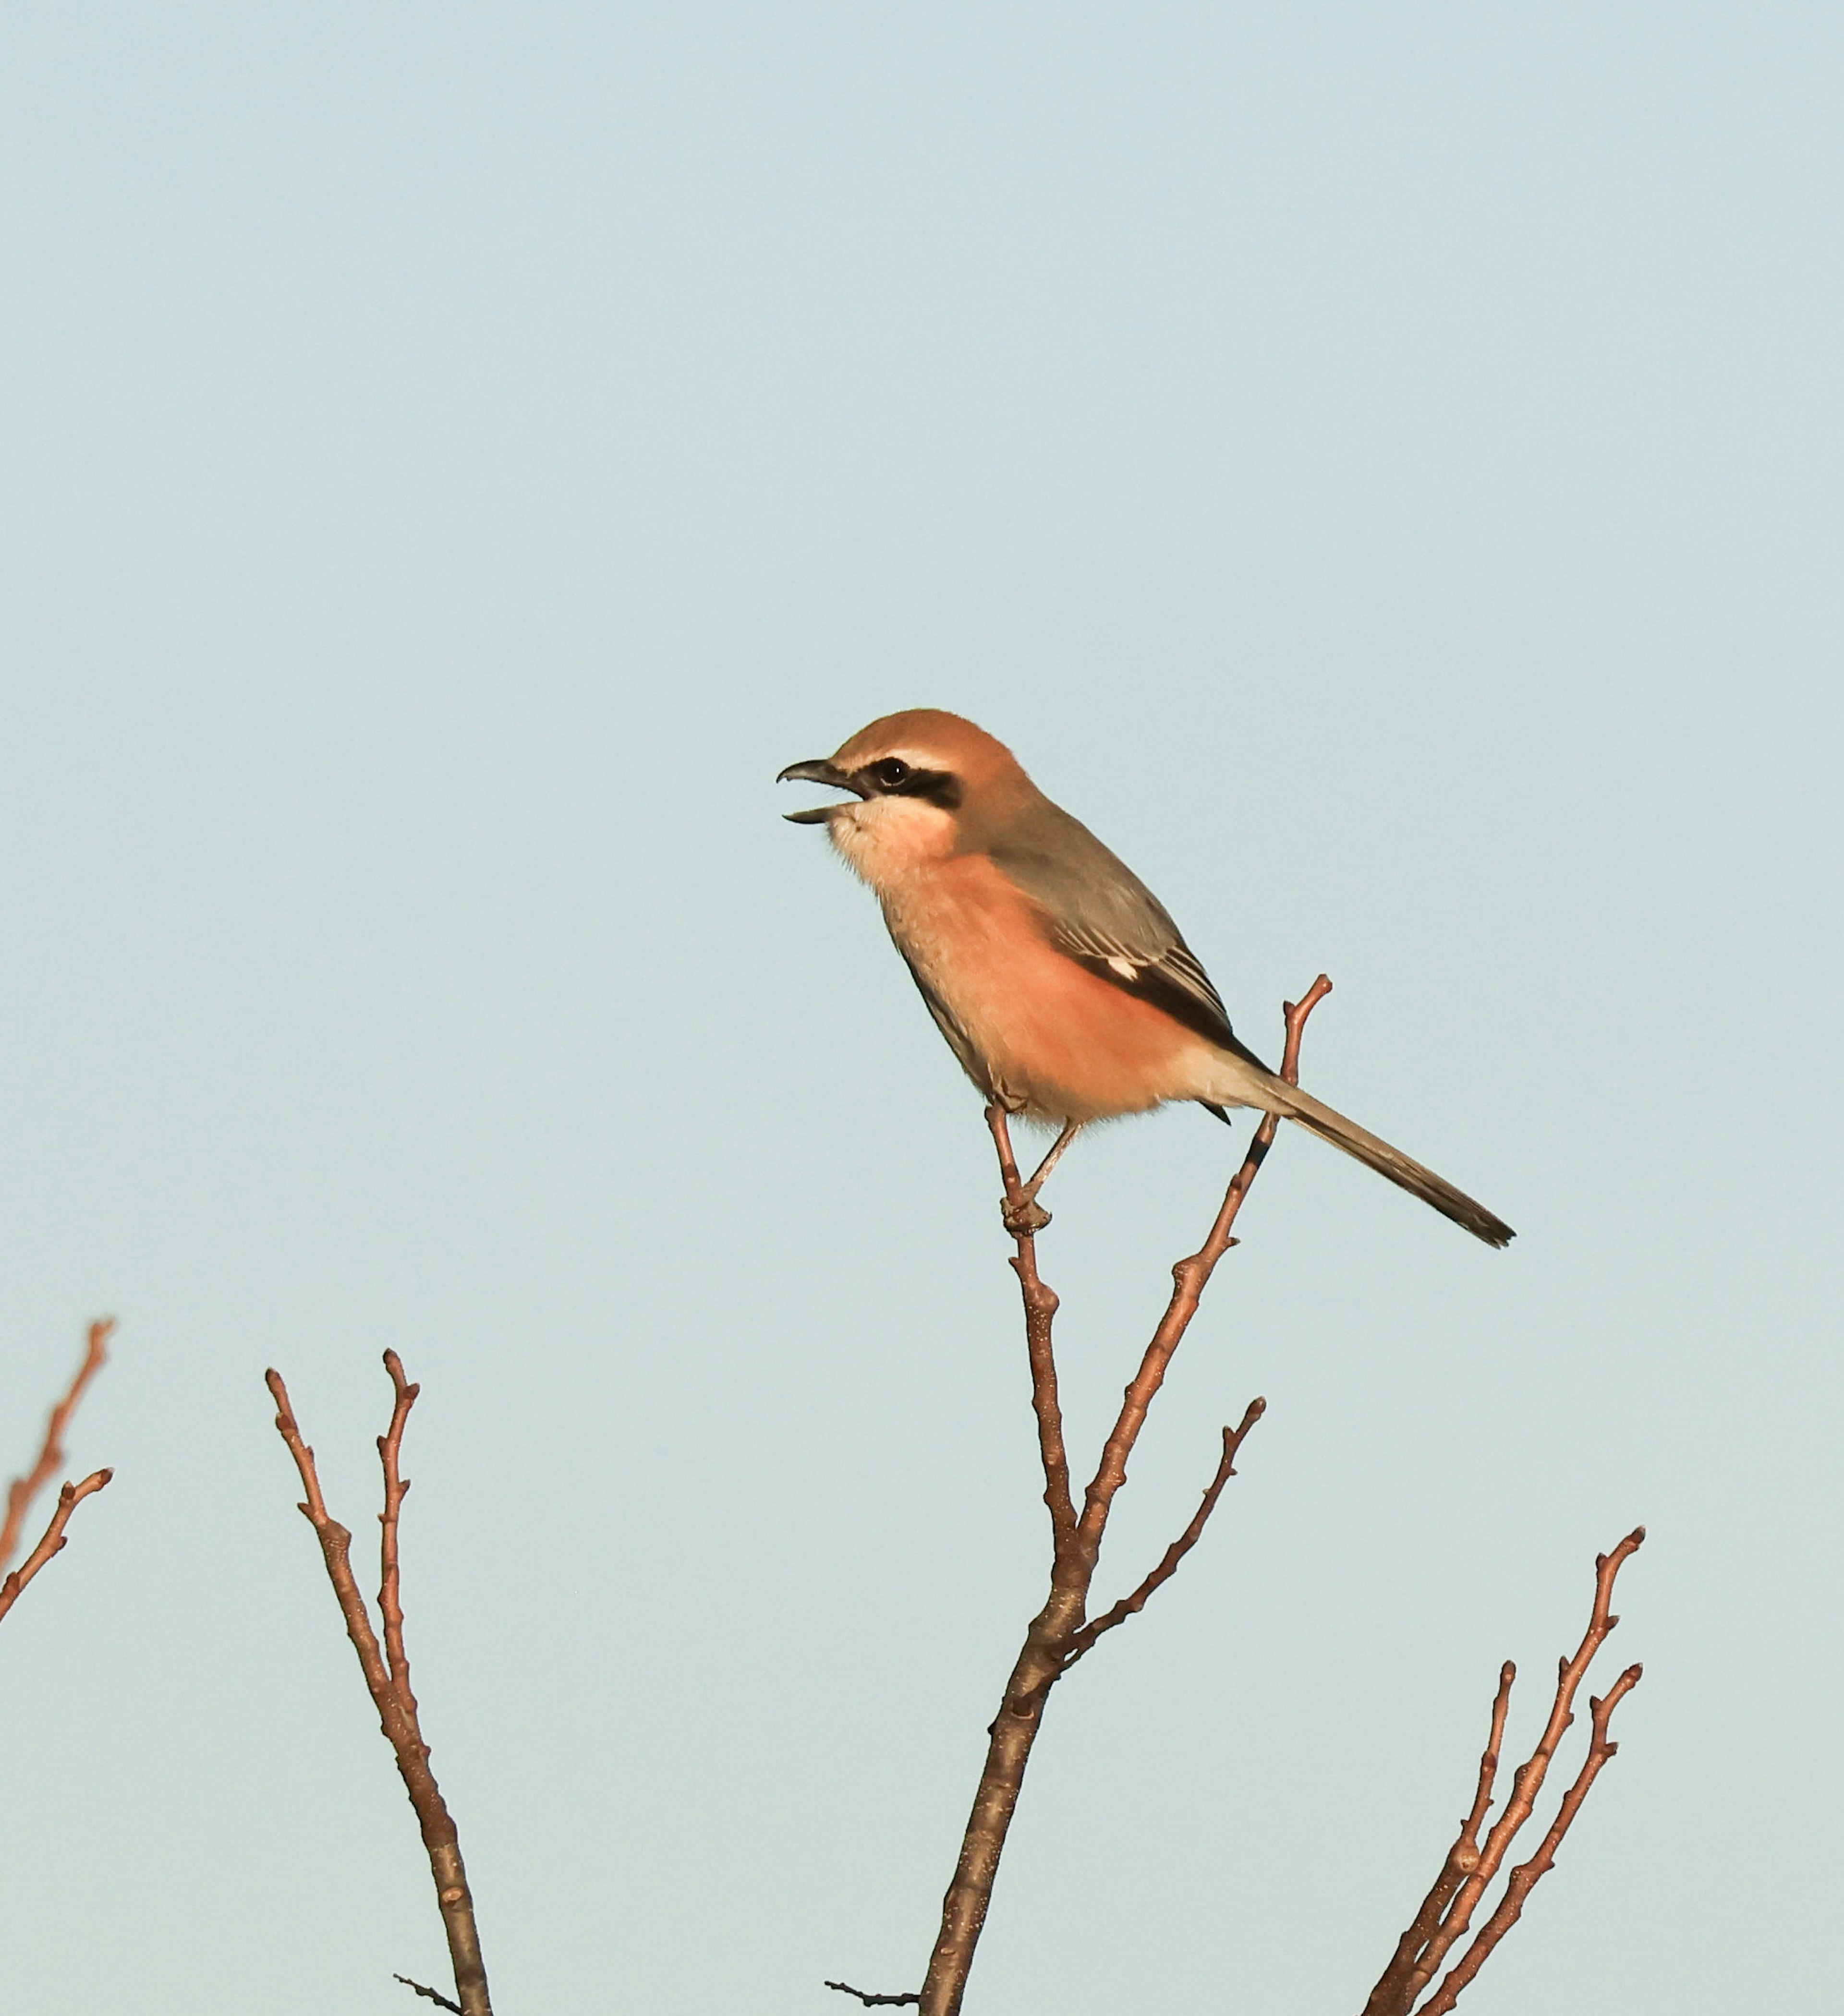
1, 5, 1839, 2013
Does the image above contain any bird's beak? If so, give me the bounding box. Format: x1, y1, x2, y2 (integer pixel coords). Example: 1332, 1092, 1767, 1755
776, 758, 865, 824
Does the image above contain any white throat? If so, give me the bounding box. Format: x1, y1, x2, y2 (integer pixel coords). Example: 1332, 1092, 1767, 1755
826, 796, 958, 895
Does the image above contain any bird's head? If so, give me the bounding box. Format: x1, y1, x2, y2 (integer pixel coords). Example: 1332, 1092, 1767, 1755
777, 710, 1032, 881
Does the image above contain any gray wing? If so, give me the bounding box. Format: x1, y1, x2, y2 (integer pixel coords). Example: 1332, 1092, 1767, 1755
988, 798, 1273, 1072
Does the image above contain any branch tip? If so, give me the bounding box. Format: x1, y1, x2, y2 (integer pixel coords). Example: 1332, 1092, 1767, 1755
2, 1317, 115, 1575
393, 1976, 463, 2013
0, 1458, 115, 1627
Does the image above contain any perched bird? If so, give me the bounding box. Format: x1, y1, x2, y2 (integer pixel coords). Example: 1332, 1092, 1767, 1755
778, 709, 1513, 1247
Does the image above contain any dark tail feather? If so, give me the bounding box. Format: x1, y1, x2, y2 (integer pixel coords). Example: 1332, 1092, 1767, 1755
1269, 1082, 1515, 1249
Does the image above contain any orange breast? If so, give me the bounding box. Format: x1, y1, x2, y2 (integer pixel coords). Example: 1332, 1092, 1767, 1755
877, 853, 1214, 1122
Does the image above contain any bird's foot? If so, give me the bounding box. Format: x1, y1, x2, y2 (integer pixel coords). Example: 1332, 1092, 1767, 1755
1001, 1193, 1052, 1237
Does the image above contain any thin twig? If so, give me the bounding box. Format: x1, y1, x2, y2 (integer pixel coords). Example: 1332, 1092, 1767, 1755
988, 1104, 1074, 1544
1364, 1529, 1647, 2016
1415, 1664, 1642, 2016
825, 1981, 922, 2006
1076, 977, 1329, 1554
395, 1976, 464, 2013
1364, 1664, 1515, 2016
268, 1359, 493, 2016
1, 1319, 113, 1575
378, 1351, 420, 1713
0, 1470, 113, 1627
1062, 1396, 1266, 1667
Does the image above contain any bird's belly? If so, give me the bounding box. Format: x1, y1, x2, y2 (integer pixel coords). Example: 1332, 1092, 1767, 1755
881, 863, 1218, 1123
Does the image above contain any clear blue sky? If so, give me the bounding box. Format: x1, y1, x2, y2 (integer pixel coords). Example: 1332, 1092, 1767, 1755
1, 5, 1838, 2012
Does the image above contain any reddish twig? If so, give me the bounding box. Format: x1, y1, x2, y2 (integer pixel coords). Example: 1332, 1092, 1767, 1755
1416, 1663, 1642, 2016
0, 1469, 113, 1627
1077, 976, 1329, 1554
1, 1319, 113, 1575
1062, 1396, 1267, 1667
1364, 1529, 1647, 2016
986, 1104, 1074, 1544
378, 1354, 419, 1711
268, 1357, 492, 2016
907, 977, 1331, 2016
1366, 1663, 1516, 2010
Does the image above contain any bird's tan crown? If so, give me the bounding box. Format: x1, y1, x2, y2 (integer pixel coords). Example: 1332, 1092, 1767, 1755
830, 709, 1028, 796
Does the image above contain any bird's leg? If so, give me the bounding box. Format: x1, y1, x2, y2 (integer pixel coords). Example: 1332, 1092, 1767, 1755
989, 1116, 1080, 1237
1019, 1122, 1081, 1209
987, 1103, 1048, 1237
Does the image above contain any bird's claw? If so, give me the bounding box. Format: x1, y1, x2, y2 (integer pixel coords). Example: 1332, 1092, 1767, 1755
1001, 1194, 1052, 1236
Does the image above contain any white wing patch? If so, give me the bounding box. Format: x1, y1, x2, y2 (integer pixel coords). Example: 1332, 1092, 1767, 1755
1106, 955, 1140, 981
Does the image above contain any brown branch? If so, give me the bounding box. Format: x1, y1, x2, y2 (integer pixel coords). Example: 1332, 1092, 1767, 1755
1414, 1664, 1642, 2016
0, 1469, 113, 1627
1, 1318, 113, 1575
910, 978, 1332, 2016
987, 1104, 1075, 1545
1062, 1397, 1266, 1667
1076, 976, 1329, 1555
825, 1982, 922, 2006
1364, 1664, 1515, 2016
378, 1351, 419, 1709
268, 1359, 492, 2016
1364, 1529, 1647, 2016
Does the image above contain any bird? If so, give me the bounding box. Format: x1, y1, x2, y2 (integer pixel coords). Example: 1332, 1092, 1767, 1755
778, 709, 1513, 1248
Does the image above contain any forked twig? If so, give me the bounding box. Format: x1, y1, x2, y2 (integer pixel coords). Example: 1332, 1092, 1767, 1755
268, 1355, 492, 2016
1077, 977, 1328, 1558
1, 1319, 113, 1575
0, 1469, 113, 1628
825, 1981, 922, 2006
888, 977, 1331, 2016
1062, 1396, 1267, 1668
1416, 1663, 1642, 2016
1364, 1529, 1647, 2016
1368, 1663, 1516, 2004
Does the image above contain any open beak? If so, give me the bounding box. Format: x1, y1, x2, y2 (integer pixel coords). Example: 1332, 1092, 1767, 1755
776, 758, 865, 824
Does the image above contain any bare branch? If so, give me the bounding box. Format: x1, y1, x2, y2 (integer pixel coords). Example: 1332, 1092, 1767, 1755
825, 1981, 922, 2007
0, 1469, 113, 1627
395, 1976, 463, 2012
1076, 978, 1329, 1555
377, 1350, 420, 1712
914, 979, 1331, 2016
987, 1103, 1074, 1545
1063, 1398, 1266, 1667
1364, 1664, 1515, 2016
1, 1319, 113, 1575
1415, 1664, 1642, 2016
1365, 1529, 1647, 2016
268, 1359, 493, 2016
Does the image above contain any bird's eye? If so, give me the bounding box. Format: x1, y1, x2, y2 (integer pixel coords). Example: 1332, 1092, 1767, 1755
870, 757, 912, 789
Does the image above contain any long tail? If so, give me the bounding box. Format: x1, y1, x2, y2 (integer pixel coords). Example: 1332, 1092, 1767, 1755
1214, 1062, 1515, 1248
